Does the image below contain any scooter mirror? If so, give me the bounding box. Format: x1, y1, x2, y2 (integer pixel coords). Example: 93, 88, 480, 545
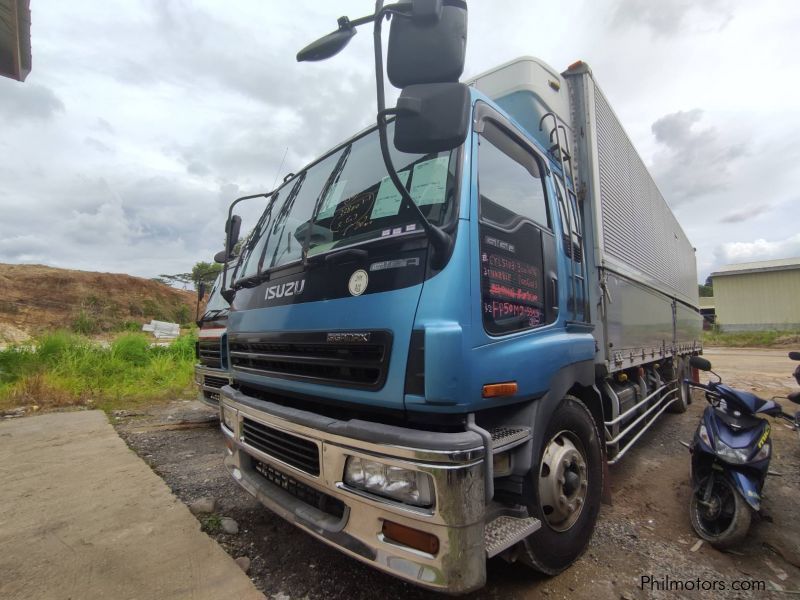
690, 356, 712, 371
788, 391, 800, 405
789, 351, 800, 361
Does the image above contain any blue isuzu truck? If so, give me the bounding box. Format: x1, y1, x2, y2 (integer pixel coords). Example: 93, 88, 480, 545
214, 2, 701, 592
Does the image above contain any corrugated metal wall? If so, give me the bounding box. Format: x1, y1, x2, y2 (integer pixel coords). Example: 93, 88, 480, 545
714, 269, 800, 331
592, 84, 698, 307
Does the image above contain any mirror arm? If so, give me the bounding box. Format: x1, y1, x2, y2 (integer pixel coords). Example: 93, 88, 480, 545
372, 3, 453, 269
221, 191, 277, 303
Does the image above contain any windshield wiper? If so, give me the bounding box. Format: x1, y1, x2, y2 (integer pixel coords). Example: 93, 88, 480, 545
233, 270, 271, 290
302, 145, 353, 266
203, 308, 229, 319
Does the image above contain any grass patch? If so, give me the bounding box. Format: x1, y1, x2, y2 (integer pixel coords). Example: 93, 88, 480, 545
0, 330, 197, 413
201, 514, 222, 534
703, 329, 800, 348
69, 294, 194, 335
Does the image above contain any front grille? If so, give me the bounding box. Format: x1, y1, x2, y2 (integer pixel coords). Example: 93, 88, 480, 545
229, 331, 392, 390
242, 417, 320, 476
253, 460, 345, 519
204, 375, 228, 389
199, 339, 222, 368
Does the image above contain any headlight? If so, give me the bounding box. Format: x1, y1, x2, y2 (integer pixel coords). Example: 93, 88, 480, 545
698, 424, 711, 447
343, 456, 434, 508
221, 404, 237, 432
714, 438, 750, 464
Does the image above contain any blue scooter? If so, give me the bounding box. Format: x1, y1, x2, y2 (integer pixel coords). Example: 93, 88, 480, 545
686, 354, 800, 548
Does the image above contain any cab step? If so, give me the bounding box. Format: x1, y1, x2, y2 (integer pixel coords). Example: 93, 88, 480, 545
489, 426, 531, 453
484, 515, 541, 558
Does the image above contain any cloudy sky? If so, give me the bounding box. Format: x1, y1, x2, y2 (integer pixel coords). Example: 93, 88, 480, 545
1, 0, 799, 283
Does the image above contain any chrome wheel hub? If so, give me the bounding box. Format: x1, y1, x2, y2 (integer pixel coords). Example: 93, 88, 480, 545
538, 431, 588, 532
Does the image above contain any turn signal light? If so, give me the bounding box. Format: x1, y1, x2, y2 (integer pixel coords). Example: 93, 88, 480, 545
482, 382, 518, 398
382, 520, 440, 555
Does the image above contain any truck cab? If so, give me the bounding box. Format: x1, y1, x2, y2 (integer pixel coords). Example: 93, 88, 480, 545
219, 65, 605, 592
195, 269, 231, 408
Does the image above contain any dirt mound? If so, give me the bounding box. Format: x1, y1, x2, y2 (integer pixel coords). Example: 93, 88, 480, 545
0, 263, 197, 341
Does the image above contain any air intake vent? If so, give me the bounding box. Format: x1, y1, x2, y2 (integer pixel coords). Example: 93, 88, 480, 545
242, 418, 320, 476
204, 375, 228, 389
229, 331, 391, 390
253, 460, 344, 518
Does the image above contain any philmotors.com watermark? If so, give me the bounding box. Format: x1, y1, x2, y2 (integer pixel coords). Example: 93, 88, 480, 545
641, 575, 767, 593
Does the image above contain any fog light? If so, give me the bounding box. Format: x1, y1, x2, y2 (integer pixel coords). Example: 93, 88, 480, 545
221, 404, 237, 432
344, 456, 434, 508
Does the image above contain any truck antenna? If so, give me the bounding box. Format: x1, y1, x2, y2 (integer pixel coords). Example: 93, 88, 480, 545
271, 146, 289, 191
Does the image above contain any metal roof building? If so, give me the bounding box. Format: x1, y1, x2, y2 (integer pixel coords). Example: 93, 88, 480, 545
710, 257, 800, 332
0, 0, 31, 82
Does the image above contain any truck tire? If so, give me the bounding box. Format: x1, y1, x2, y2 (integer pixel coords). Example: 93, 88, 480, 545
520, 396, 603, 575
668, 357, 690, 414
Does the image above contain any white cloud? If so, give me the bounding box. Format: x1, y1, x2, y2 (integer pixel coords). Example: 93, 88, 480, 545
613, 0, 737, 35
714, 233, 800, 265
649, 109, 747, 206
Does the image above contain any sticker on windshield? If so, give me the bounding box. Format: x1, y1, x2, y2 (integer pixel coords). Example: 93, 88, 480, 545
370, 170, 411, 219
410, 156, 449, 206
316, 179, 348, 220
348, 269, 369, 296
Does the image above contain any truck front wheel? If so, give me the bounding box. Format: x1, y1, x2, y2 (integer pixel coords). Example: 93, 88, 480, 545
520, 396, 603, 574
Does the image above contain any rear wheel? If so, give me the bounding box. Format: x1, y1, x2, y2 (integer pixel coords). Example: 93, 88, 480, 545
689, 475, 751, 549
521, 396, 603, 574
668, 357, 690, 414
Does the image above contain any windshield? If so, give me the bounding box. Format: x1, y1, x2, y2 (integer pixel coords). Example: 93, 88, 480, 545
203, 270, 229, 316
235, 123, 458, 283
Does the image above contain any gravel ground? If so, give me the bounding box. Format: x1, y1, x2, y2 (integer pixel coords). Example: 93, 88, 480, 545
115, 348, 800, 599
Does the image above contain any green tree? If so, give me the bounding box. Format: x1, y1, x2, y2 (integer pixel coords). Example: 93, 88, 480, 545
192, 262, 222, 288
158, 273, 194, 289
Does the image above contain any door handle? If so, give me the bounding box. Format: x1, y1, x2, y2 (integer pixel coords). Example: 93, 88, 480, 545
549, 275, 559, 313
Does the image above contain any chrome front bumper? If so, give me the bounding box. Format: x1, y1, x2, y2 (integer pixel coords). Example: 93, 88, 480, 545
219, 385, 487, 593
194, 365, 230, 409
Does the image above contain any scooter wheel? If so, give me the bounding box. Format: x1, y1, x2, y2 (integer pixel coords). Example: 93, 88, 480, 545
689, 476, 751, 549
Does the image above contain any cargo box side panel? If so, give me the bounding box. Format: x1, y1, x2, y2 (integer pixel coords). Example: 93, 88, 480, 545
676, 301, 702, 347
604, 271, 676, 370
587, 78, 699, 309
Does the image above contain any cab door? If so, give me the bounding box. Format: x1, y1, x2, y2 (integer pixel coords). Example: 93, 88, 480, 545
465, 103, 592, 409
472, 104, 559, 338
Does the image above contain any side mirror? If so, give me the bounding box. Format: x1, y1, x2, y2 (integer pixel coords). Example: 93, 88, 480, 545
296, 18, 356, 62
387, 1, 467, 87
394, 82, 470, 153
197, 282, 207, 301
690, 356, 712, 371
224, 214, 242, 257
213, 250, 228, 264
789, 351, 800, 361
